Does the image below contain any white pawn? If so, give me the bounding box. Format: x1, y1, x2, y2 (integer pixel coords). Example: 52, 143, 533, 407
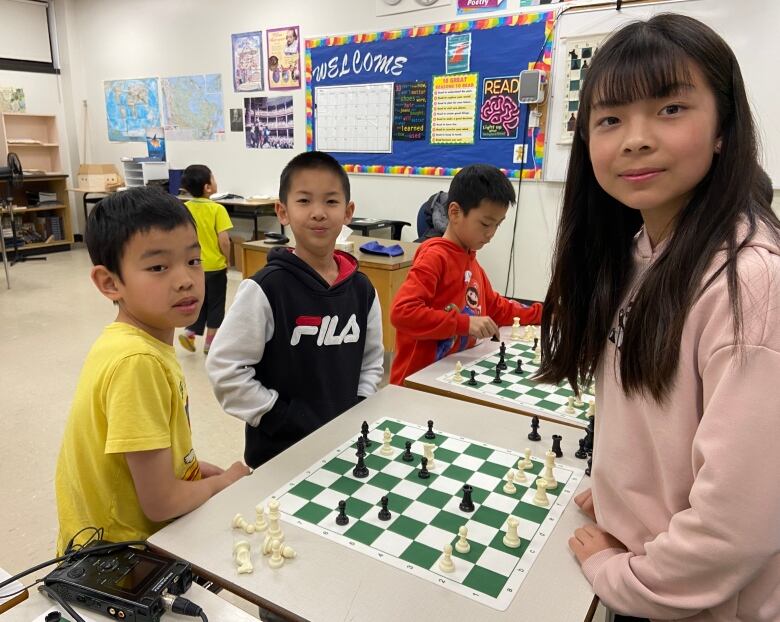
281, 545, 297, 559
233, 540, 253, 574
533, 348, 541, 364
521, 447, 533, 469
268, 539, 284, 569
573, 393, 584, 407
524, 325, 534, 341
532, 478, 549, 507
232, 513, 255, 534
455, 525, 470, 554
454, 361, 464, 383
438, 543, 455, 572
565, 396, 575, 414
509, 317, 522, 341
542, 450, 558, 489
514, 459, 528, 483
503, 469, 517, 494
588, 400, 596, 418
255, 503, 268, 532
503, 516, 521, 548
380, 427, 394, 456
424, 442, 436, 470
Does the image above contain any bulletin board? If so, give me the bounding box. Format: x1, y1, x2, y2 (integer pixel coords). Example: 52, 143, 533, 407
305, 12, 554, 179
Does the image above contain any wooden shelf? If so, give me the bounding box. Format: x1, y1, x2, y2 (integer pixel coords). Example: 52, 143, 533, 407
7, 142, 59, 147
10, 238, 73, 251
11, 204, 67, 213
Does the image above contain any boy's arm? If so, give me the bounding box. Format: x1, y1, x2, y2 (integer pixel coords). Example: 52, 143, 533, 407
126, 449, 248, 522
215, 205, 233, 261
217, 230, 231, 261
358, 293, 384, 397
391, 250, 471, 339
206, 279, 278, 426
481, 266, 543, 326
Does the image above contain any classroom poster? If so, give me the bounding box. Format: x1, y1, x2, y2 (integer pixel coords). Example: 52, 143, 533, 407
457, 0, 506, 14
430, 73, 478, 145
229, 108, 243, 132
244, 96, 294, 149
0, 87, 25, 112
267, 26, 301, 90
145, 127, 166, 160
446, 33, 472, 74
392, 81, 428, 141
480, 75, 520, 139
231, 31, 264, 92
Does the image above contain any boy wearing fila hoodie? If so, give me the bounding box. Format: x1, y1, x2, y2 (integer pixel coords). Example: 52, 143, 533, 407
206, 152, 383, 468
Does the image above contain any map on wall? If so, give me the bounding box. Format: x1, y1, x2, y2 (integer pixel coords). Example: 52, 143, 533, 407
160, 74, 225, 141
104, 78, 161, 142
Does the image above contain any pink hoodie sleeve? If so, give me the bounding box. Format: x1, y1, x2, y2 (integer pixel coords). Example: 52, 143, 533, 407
584, 248, 780, 619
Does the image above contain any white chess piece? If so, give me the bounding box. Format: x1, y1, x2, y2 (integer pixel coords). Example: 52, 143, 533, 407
232, 513, 255, 534
503, 516, 521, 548
268, 539, 284, 569
438, 543, 455, 572
281, 545, 297, 559
424, 442, 436, 470
532, 478, 549, 507
573, 393, 584, 407
454, 361, 464, 383
521, 447, 533, 469
588, 400, 596, 418
542, 450, 558, 488
267, 499, 284, 545
503, 469, 517, 494
565, 396, 575, 414
255, 503, 268, 532
514, 459, 528, 483
233, 540, 253, 574
455, 525, 470, 554
380, 427, 394, 456
533, 348, 541, 364
509, 317, 522, 341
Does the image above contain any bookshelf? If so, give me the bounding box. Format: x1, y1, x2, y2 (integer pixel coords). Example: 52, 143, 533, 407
0, 113, 63, 174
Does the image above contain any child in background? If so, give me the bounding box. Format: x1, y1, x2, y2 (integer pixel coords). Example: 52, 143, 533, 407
178, 164, 232, 354
55, 188, 248, 553
390, 164, 542, 385
536, 14, 780, 622
207, 151, 383, 468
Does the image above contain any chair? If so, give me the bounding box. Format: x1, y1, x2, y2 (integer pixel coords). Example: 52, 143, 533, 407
415, 191, 449, 242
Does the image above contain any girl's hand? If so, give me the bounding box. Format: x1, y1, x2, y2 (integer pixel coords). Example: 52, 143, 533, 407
568, 524, 626, 565
574, 488, 596, 521
199, 461, 225, 478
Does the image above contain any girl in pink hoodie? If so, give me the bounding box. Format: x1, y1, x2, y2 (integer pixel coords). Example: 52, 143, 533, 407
537, 14, 780, 622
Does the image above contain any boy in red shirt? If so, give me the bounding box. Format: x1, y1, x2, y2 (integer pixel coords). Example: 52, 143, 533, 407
390, 164, 542, 385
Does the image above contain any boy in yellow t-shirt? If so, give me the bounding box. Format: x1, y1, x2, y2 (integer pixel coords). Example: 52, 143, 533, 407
55, 188, 249, 554
178, 164, 233, 354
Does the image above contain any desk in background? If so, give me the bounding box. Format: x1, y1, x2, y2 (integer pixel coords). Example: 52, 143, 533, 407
348, 217, 411, 240
242, 234, 419, 352
148, 385, 597, 622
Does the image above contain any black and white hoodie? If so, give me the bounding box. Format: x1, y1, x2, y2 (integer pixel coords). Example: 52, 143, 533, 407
206, 247, 384, 467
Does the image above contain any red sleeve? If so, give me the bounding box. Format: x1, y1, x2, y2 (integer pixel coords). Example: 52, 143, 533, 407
480, 266, 543, 326
391, 248, 471, 339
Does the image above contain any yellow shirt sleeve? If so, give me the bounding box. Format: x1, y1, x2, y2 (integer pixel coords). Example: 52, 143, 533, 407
215, 204, 233, 234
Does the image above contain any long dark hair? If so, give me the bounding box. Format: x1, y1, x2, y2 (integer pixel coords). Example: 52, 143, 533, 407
536, 14, 779, 402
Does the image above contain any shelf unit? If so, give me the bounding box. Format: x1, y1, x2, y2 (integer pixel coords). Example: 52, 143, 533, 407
121, 158, 168, 188
0, 113, 63, 173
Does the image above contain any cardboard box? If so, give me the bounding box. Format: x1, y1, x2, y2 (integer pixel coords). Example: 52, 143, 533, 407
77, 163, 122, 190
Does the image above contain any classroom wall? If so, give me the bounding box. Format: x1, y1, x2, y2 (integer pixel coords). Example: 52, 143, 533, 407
30, 0, 780, 301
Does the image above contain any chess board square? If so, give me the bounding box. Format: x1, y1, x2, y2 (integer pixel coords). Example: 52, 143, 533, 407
365, 453, 392, 471
487, 450, 518, 468
526, 388, 550, 399
368, 471, 402, 491
441, 464, 475, 482
431, 509, 469, 534
515, 496, 553, 524
388, 514, 427, 539
482, 490, 525, 514
372, 529, 413, 557
404, 500, 441, 524
417, 487, 451, 509
443, 494, 476, 516
463, 444, 493, 460
318, 510, 351, 534
554, 386, 575, 397
514, 515, 543, 540
545, 392, 570, 405
462, 565, 506, 599
375, 419, 405, 434
477, 460, 509, 479
293, 501, 331, 524
276, 493, 308, 515
477, 383, 504, 395
381, 492, 414, 515
390, 478, 427, 500
430, 550, 474, 582
399, 541, 440, 569
472, 504, 510, 530
288, 479, 325, 501
361, 505, 399, 529
404, 468, 438, 486
416, 524, 456, 550
343, 497, 373, 519
381, 460, 415, 480
307, 468, 341, 488
390, 433, 413, 449
449, 534, 487, 564
537, 399, 564, 412
398, 425, 423, 440
344, 520, 383, 546
520, 480, 559, 506
458, 482, 490, 505
497, 388, 521, 399
461, 519, 498, 546
322, 456, 352, 475
312, 487, 352, 514
433, 447, 459, 465
476, 546, 521, 577
330, 475, 364, 496
489, 530, 529, 558
451, 454, 484, 472
440, 437, 469, 453
430, 475, 466, 496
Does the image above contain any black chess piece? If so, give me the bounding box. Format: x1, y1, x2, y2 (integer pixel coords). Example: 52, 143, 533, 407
575, 437, 588, 459
585, 456, 592, 477
492, 367, 502, 384
361, 420, 371, 447
336, 500, 349, 525
532, 337, 539, 351
378, 496, 391, 521
499, 342, 506, 356
583, 416, 594, 455
515, 358, 524, 374
353, 438, 369, 478
459, 484, 475, 512
491, 334, 500, 342
528, 415, 541, 441
497, 352, 507, 371
418, 456, 430, 479
466, 370, 478, 386
551, 434, 563, 458
402, 440, 414, 462
425, 420, 436, 439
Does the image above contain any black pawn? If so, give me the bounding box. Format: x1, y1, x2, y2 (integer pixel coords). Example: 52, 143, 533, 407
585, 456, 592, 477
515, 358, 524, 374
425, 419, 436, 439
551, 434, 563, 458
336, 500, 349, 525
418, 456, 430, 479
497, 352, 507, 371
491, 334, 500, 342
575, 437, 588, 459
378, 496, 391, 521
532, 337, 539, 351
361, 420, 371, 447
466, 370, 478, 386
499, 342, 506, 357
528, 415, 541, 441
353, 438, 369, 478
459, 484, 475, 512
402, 440, 414, 462
492, 367, 502, 384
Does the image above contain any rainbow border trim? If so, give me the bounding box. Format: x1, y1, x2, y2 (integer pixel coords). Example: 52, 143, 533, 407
305, 11, 554, 179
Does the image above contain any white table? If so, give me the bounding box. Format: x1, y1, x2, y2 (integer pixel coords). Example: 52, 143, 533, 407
404, 326, 589, 430
148, 385, 597, 621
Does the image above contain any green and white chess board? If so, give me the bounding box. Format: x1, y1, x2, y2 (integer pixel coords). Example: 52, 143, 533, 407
269, 418, 584, 610
437, 339, 594, 427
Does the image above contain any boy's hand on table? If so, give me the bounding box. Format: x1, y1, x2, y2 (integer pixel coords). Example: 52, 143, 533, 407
569, 524, 626, 565
574, 488, 597, 521
199, 461, 224, 478
221, 461, 251, 485
468, 316, 499, 340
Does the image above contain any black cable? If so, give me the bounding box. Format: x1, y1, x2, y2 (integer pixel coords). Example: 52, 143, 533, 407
0, 578, 41, 598
169, 595, 208, 620
39, 585, 87, 622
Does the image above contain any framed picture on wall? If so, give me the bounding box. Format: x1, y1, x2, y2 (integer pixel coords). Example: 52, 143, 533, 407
231, 31, 264, 92
267, 26, 301, 90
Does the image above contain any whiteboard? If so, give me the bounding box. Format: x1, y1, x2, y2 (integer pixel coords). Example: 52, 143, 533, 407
544, 0, 780, 186
314, 83, 394, 153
